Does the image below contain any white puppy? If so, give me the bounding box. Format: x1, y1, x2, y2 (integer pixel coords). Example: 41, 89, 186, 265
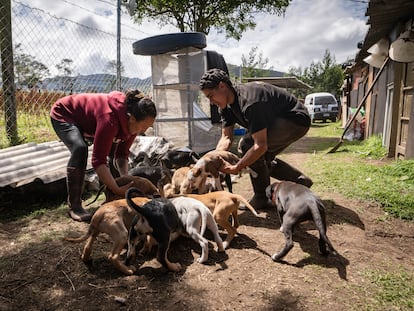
169, 196, 225, 263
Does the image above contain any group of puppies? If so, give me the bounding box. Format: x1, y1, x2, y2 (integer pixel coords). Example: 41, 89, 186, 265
65, 149, 336, 275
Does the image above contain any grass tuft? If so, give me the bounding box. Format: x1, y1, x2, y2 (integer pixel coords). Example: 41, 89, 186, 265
366, 268, 414, 309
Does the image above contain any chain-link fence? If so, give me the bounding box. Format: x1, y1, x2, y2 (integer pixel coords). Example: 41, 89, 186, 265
0, 0, 153, 148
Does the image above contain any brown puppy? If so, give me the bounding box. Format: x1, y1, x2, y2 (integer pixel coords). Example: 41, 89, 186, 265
64, 196, 151, 275
182, 150, 257, 194
106, 175, 160, 201
185, 191, 258, 249
164, 166, 191, 196
88, 175, 160, 205
181, 150, 237, 194
164, 166, 211, 196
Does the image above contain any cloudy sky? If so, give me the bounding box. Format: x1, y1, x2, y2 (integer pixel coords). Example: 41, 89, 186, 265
207, 0, 369, 71
15, 0, 370, 76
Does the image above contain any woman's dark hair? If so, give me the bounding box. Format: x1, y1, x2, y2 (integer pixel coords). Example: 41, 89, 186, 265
199, 68, 233, 90
124, 89, 157, 121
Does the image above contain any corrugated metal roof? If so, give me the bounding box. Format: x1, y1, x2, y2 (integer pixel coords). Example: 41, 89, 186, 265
355, 0, 414, 64
244, 77, 312, 89
0, 141, 93, 188
0, 136, 172, 189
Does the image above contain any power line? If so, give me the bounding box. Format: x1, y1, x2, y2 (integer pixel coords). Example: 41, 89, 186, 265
95, 0, 117, 8
58, 0, 149, 35
14, 0, 149, 37
344, 0, 369, 4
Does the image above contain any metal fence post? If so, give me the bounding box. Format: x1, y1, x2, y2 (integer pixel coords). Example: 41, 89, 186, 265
0, 0, 19, 145
116, 0, 121, 91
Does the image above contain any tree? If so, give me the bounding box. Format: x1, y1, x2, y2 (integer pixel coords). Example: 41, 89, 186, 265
56, 58, 74, 92
105, 60, 124, 75
56, 58, 73, 76
103, 60, 125, 91
241, 46, 273, 79
287, 50, 344, 99
127, 0, 291, 40
14, 43, 50, 89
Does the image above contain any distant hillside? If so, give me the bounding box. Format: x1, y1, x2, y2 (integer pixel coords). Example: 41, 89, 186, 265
41, 74, 152, 93
38, 66, 284, 94
227, 63, 285, 78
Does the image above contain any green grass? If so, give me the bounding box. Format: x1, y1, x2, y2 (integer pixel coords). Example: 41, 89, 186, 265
0, 111, 56, 148
365, 268, 414, 310
1, 116, 414, 220
337, 135, 388, 159
305, 122, 414, 220
308, 121, 344, 138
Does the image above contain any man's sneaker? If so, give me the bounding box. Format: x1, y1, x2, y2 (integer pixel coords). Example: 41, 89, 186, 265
297, 175, 313, 188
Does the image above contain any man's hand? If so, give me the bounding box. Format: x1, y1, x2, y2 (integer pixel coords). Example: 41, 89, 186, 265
219, 157, 241, 175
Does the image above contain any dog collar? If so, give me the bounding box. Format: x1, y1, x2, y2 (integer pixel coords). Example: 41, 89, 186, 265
271, 182, 282, 202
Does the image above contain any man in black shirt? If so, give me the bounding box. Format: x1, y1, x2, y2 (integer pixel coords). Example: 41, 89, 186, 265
199, 68, 313, 209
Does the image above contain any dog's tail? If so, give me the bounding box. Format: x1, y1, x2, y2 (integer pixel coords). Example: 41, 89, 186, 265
64, 231, 91, 243
199, 203, 225, 251
312, 199, 337, 255
197, 203, 212, 236
234, 194, 258, 216
126, 187, 145, 213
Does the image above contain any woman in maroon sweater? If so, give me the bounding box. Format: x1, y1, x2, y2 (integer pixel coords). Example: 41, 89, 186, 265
50, 90, 156, 221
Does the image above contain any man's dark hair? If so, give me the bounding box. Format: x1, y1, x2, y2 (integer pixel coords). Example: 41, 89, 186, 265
199, 68, 233, 90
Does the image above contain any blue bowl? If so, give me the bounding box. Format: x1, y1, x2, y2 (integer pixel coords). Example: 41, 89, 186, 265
233, 128, 246, 136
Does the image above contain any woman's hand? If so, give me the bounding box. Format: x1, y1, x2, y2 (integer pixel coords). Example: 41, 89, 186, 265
95, 164, 133, 198
114, 181, 134, 197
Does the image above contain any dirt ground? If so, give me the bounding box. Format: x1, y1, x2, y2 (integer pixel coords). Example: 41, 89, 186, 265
1, 137, 413, 311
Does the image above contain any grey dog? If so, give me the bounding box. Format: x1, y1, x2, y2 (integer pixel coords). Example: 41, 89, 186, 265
266, 181, 336, 261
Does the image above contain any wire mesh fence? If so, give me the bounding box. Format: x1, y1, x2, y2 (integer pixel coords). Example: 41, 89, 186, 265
0, 0, 153, 148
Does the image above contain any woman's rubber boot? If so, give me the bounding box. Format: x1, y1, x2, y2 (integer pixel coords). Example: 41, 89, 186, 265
66, 167, 92, 222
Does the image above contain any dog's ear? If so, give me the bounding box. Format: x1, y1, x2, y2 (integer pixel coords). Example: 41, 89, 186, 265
192, 166, 202, 177
136, 216, 153, 234
217, 156, 225, 166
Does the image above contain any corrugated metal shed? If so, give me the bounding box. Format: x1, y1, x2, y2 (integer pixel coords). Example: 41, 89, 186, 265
0, 141, 93, 188
244, 77, 312, 89
0, 136, 172, 189
355, 0, 414, 64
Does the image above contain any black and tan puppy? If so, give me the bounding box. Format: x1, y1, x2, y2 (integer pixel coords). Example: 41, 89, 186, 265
266, 181, 336, 261
125, 187, 183, 272
129, 166, 172, 196
161, 149, 200, 169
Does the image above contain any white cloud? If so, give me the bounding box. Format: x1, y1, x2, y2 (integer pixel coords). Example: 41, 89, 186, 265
207, 0, 369, 71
